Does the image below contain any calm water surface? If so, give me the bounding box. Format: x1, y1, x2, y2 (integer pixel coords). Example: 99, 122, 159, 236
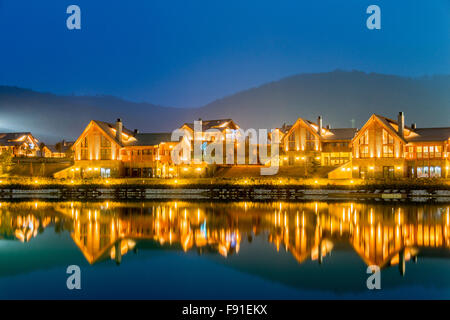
0, 200, 449, 299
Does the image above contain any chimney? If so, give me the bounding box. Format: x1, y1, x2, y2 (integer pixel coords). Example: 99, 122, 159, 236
411, 123, 416, 130
116, 118, 123, 144
134, 129, 139, 135
397, 112, 404, 138
326, 124, 330, 130
317, 116, 323, 136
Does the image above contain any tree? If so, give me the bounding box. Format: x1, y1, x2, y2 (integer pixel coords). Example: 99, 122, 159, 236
0, 149, 14, 175
39, 142, 46, 157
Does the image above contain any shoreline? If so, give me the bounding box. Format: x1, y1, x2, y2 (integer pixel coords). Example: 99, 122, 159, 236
1, 178, 449, 201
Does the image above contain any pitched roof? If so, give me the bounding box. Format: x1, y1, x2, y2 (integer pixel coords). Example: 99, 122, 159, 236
353, 114, 408, 144
126, 133, 173, 146
406, 127, 450, 142
46, 141, 74, 153
283, 118, 356, 142
0, 132, 39, 147
86, 121, 172, 147
182, 119, 239, 131
92, 120, 135, 147
322, 128, 358, 141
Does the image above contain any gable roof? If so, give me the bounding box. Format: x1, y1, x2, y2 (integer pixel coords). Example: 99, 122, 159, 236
46, 141, 74, 153
283, 118, 356, 142
352, 114, 408, 144
74, 120, 174, 149
181, 119, 239, 132
283, 118, 321, 142
353, 114, 450, 144
92, 120, 136, 146
0, 132, 39, 147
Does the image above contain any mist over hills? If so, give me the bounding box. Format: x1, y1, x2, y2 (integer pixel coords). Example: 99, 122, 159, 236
1, 70, 449, 143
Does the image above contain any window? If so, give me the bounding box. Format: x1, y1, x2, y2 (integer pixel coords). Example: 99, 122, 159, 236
288, 133, 295, 150
431, 166, 441, 178
382, 129, 394, 157
306, 131, 315, 150
100, 168, 111, 178
100, 136, 111, 160
80, 137, 88, 160
417, 166, 429, 178
417, 146, 422, 159
435, 146, 442, 158
423, 146, 429, 158
407, 146, 414, 159
359, 131, 369, 158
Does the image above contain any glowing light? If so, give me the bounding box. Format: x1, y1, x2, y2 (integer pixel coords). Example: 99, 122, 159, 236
183, 167, 189, 172
353, 166, 358, 170
396, 166, 402, 170
369, 166, 374, 170
314, 180, 318, 184
196, 167, 202, 172
350, 180, 354, 184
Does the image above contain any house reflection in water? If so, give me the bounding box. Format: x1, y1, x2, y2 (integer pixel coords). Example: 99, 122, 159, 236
0, 202, 57, 242
0, 201, 448, 274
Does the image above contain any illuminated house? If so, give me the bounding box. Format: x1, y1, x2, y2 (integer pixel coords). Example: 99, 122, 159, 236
0, 132, 40, 157
341, 112, 450, 179
55, 119, 176, 178
280, 116, 356, 167
177, 118, 241, 165
44, 140, 74, 158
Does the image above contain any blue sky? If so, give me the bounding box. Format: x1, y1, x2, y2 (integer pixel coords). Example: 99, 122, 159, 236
0, 0, 448, 107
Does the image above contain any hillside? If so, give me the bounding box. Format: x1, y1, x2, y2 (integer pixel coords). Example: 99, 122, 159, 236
1, 70, 448, 143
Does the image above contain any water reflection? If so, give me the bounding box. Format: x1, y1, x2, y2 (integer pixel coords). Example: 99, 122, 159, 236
0, 201, 449, 274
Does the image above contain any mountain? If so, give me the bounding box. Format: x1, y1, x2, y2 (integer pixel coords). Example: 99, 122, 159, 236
1, 70, 449, 143
195, 70, 450, 130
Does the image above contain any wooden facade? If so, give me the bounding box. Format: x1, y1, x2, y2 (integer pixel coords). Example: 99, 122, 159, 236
348, 113, 449, 179
55, 119, 176, 179
0, 132, 40, 157
280, 116, 356, 167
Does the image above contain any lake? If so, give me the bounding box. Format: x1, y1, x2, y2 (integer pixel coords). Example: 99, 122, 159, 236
0, 200, 449, 299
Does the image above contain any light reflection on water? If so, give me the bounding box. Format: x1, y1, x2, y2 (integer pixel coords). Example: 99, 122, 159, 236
0, 200, 449, 299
